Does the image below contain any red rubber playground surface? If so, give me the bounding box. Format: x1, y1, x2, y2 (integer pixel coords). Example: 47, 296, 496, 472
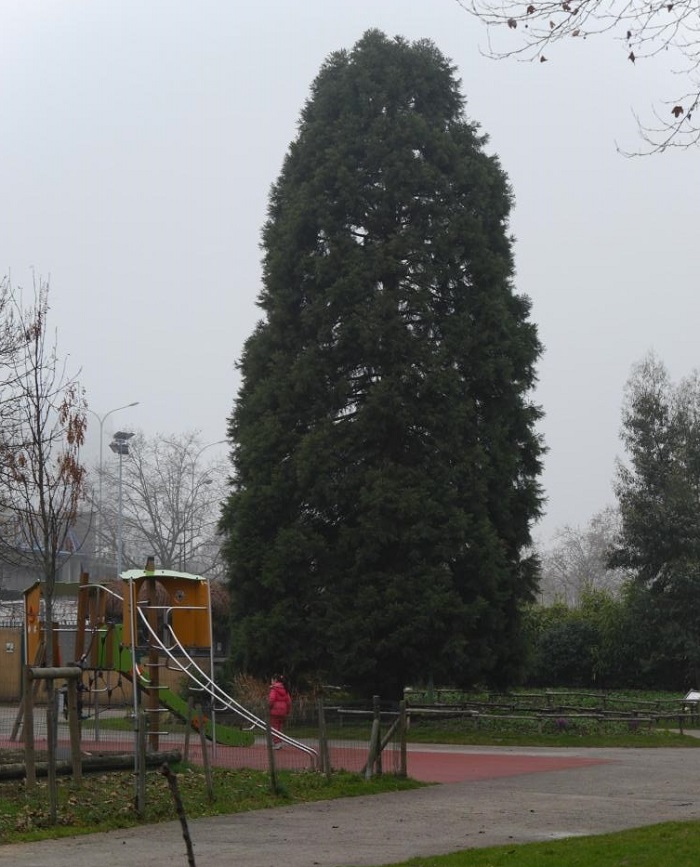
172, 741, 610, 784
4, 734, 609, 785
404, 748, 609, 783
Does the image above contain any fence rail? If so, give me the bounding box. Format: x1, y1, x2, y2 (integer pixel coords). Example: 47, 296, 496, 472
404, 702, 699, 734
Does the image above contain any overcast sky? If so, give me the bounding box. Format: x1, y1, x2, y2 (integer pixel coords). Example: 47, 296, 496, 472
1, 0, 698, 545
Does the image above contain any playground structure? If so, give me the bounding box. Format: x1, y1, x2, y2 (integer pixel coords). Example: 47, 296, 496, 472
20, 561, 317, 765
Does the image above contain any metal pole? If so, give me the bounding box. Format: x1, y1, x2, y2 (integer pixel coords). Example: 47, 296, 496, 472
186, 459, 195, 572
87, 402, 138, 569
117, 450, 123, 576
97, 418, 104, 561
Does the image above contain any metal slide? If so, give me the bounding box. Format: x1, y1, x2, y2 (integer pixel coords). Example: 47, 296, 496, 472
134, 604, 318, 764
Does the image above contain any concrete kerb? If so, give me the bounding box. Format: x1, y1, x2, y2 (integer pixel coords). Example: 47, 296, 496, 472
2, 744, 700, 867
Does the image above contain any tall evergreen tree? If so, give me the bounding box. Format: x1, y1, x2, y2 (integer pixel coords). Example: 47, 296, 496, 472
612, 352, 700, 582
611, 353, 700, 685
221, 30, 545, 696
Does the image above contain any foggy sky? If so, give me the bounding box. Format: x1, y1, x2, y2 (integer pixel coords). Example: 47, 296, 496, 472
2, 0, 698, 544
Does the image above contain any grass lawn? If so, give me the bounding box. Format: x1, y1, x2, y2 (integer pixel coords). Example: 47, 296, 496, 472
401, 725, 700, 748
288, 721, 700, 749
0, 763, 423, 844
356, 821, 700, 866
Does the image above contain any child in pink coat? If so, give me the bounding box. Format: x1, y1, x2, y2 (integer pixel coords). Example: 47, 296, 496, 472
268, 674, 292, 748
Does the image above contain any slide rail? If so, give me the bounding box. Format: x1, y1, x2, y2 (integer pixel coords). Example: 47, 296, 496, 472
135, 604, 317, 763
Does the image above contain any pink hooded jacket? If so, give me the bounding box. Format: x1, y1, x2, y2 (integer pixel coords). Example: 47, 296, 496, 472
269, 679, 292, 718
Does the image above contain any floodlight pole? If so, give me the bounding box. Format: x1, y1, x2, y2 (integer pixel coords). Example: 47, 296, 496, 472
86, 402, 138, 567
110, 431, 135, 576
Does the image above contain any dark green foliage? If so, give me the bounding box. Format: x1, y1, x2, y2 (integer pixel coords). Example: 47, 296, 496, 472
221, 30, 544, 696
523, 354, 700, 693
621, 572, 700, 690
608, 354, 700, 690
612, 354, 700, 582
524, 585, 700, 692
533, 619, 598, 687
525, 603, 600, 687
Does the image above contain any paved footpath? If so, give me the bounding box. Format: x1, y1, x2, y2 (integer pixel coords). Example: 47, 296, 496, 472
2, 745, 700, 867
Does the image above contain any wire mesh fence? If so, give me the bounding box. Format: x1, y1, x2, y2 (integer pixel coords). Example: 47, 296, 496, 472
0, 693, 407, 781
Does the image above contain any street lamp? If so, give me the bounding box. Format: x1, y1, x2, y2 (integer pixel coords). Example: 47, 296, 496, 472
186, 440, 226, 572
110, 431, 135, 577
86, 402, 139, 567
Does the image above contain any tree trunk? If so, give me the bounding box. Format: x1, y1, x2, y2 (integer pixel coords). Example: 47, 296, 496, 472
44, 587, 58, 824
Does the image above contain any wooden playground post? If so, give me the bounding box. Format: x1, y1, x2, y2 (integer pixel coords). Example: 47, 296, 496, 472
147, 573, 160, 752
74, 572, 90, 662
11, 640, 46, 742
24, 666, 84, 789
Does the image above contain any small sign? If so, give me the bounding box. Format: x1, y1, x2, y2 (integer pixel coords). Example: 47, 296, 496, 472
5, 642, 14, 653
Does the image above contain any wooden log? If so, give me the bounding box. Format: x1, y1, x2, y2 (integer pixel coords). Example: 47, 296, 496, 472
0, 749, 181, 781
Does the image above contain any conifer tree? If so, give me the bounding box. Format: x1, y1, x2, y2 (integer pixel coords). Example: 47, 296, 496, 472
221, 30, 545, 695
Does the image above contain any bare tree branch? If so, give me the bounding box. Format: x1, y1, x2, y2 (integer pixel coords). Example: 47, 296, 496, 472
96, 431, 226, 577
538, 507, 631, 604
0, 273, 87, 824
457, 0, 700, 150
0, 276, 87, 604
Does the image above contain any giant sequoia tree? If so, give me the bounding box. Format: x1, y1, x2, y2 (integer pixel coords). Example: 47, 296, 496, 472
221, 31, 545, 695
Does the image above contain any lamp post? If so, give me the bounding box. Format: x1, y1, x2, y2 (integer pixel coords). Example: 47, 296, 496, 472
86, 402, 139, 567
186, 440, 226, 572
110, 431, 135, 577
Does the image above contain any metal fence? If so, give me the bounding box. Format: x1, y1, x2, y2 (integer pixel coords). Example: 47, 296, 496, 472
0, 694, 407, 781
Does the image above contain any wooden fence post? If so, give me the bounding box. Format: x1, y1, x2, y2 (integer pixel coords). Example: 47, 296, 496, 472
398, 700, 407, 778
317, 697, 331, 781
66, 679, 82, 784
196, 704, 214, 803
364, 695, 381, 781
136, 709, 147, 817
23, 666, 35, 791
265, 717, 279, 794
183, 695, 194, 763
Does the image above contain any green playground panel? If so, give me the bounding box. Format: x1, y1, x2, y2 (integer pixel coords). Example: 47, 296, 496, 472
95, 623, 254, 747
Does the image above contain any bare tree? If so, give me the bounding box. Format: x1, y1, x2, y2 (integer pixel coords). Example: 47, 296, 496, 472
457, 0, 700, 151
96, 431, 226, 577
0, 275, 87, 822
538, 507, 631, 605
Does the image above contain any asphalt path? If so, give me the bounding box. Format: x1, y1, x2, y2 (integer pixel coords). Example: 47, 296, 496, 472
2, 744, 700, 867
